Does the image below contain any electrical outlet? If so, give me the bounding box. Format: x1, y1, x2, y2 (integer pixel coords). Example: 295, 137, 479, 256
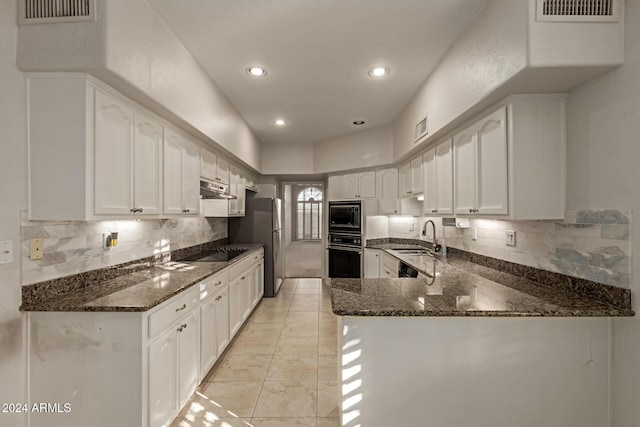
30, 238, 44, 260
505, 230, 516, 247
471, 227, 478, 241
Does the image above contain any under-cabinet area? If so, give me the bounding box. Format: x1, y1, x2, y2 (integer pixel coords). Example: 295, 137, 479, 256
24, 246, 264, 427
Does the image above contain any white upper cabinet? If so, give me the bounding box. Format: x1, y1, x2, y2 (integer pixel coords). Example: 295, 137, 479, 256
228, 165, 245, 216
377, 168, 399, 215
452, 95, 566, 220
133, 112, 163, 215
163, 127, 200, 215
94, 90, 134, 215
339, 171, 376, 199
423, 139, 453, 215
201, 149, 230, 185
454, 106, 508, 215
400, 156, 423, 197
341, 173, 359, 199
28, 75, 166, 220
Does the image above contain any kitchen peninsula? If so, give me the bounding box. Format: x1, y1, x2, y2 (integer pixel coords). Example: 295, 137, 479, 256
328, 245, 633, 427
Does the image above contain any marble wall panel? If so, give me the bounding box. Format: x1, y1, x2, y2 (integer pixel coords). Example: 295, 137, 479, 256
20, 212, 227, 285
413, 208, 633, 288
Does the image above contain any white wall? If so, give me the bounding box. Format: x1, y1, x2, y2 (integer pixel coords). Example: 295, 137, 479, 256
0, 2, 27, 426
313, 124, 394, 173
393, 0, 528, 161
261, 143, 314, 175
563, 2, 640, 424
17, 0, 262, 171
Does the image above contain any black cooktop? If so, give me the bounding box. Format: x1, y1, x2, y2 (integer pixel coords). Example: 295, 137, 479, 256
180, 249, 246, 262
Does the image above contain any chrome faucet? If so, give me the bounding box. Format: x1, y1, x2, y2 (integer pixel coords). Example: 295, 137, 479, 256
422, 220, 441, 253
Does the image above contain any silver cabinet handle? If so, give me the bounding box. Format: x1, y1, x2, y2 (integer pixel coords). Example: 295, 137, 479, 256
175, 304, 187, 312
241, 276, 246, 280
215, 281, 223, 286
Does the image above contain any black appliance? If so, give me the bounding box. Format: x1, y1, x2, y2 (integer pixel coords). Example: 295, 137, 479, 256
398, 261, 419, 278
328, 233, 363, 278
228, 198, 283, 297
328, 200, 362, 234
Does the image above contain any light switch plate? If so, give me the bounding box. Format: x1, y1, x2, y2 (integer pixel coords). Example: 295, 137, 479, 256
30, 238, 44, 260
0, 240, 13, 264
505, 230, 516, 247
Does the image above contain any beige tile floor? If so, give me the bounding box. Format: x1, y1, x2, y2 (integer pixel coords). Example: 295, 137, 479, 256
171, 278, 340, 427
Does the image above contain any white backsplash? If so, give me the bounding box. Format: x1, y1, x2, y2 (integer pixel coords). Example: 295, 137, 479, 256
376, 209, 631, 288
20, 212, 227, 285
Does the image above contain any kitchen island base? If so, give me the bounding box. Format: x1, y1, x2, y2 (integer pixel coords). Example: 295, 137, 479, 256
338, 316, 611, 427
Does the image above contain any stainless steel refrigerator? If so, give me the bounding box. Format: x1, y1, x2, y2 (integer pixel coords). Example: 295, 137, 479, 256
228, 198, 283, 297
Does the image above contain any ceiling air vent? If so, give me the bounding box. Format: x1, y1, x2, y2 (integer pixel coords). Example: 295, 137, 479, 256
537, 0, 619, 22
19, 0, 96, 25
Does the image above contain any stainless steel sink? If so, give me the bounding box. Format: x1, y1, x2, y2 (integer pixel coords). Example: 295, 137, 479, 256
392, 248, 433, 256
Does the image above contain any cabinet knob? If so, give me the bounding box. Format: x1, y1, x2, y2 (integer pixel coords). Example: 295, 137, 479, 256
175, 303, 187, 312
181, 323, 188, 330
177, 326, 183, 332
215, 281, 222, 286
241, 275, 246, 280
375, 254, 379, 257
407, 191, 411, 194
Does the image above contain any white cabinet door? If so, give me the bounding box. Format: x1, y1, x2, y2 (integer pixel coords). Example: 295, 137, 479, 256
133, 112, 162, 215
377, 168, 399, 214
476, 107, 508, 215
453, 107, 508, 216
453, 124, 477, 215
148, 329, 177, 427
410, 156, 424, 194
181, 141, 200, 215
364, 249, 381, 278
435, 139, 454, 214
328, 175, 341, 200
341, 173, 359, 199
200, 149, 217, 182
163, 129, 185, 215
228, 275, 244, 337
178, 310, 200, 407
400, 162, 412, 197
94, 90, 133, 214
163, 129, 199, 215
199, 297, 217, 381
216, 157, 230, 184
358, 171, 376, 198
215, 287, 230, 355
423, 148, 437, 214
228, 165, 245, 216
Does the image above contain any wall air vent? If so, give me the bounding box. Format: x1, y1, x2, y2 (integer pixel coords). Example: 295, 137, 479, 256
415, 115, 428, 143
537, 0, 619, 22
19, 0, 96, 25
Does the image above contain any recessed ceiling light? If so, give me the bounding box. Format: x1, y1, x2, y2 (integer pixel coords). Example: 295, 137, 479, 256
353, 120, 366, 125
368, 67, 389, 77
275, 119, 286, 126
247, 67, 267, 77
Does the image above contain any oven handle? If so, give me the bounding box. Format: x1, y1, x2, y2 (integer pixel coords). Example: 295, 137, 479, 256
327, 246, 363, 253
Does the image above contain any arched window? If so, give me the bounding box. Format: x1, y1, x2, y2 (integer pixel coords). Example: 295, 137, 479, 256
297, 187, 323, 202
296, 186, 323, 240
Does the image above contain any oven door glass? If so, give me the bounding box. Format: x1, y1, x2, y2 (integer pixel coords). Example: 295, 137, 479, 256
328, 247, 362, 278
329, 205, 360, 229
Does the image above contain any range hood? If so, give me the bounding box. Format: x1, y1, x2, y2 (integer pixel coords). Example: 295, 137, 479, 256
200, 180, 236, 199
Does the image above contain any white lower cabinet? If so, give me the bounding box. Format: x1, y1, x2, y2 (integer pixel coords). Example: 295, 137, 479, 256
148, 327, 178, 427
26, 248, 264, 427
229, 273, 250, 337
364, 249, 381, 278
380, 252, 399, 278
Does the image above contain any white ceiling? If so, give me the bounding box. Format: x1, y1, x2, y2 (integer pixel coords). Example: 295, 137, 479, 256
147, 0, 487, 145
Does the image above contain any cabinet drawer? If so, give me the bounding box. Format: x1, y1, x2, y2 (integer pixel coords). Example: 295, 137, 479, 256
229, 249, 263, 279
199, 269, 229, 300
381, 254, 399, 278
149, 287, 199, 338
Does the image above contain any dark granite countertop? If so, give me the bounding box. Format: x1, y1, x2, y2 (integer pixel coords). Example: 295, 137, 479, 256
327, 243, 634, 317
21, 244, 263, 313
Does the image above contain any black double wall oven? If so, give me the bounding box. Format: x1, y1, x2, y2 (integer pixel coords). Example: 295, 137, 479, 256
328, 200, 363, 278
